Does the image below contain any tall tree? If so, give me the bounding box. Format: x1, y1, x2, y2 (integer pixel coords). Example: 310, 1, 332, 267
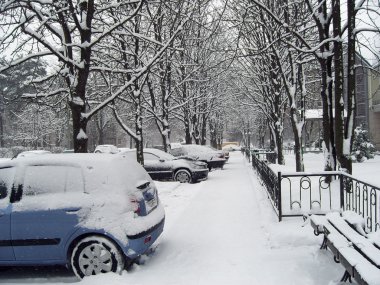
0, 0, 146, 152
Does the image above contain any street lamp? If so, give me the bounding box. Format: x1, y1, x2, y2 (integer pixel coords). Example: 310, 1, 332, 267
243, 128, 251, 150
247, 129, 251, 151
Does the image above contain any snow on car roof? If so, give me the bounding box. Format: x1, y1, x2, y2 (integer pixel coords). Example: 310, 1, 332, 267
0, 154, 151, 193
94, 144, 119, 153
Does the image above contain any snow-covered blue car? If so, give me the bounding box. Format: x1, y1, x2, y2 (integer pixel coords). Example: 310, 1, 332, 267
0, 154, 165, 278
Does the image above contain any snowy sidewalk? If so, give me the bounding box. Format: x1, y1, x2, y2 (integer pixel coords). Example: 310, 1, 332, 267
122, 152, 343, 285
142, 152, 267, 284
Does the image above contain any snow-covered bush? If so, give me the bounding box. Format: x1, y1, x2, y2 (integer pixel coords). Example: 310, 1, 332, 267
351, 125, 376, 163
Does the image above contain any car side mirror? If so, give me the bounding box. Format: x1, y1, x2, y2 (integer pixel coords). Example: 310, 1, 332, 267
0, 183, 7, 199
10, 184, 22, 203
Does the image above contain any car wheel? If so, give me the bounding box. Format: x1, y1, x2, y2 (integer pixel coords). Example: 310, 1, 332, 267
174, 169, 191, 183
71, 236, 125, 278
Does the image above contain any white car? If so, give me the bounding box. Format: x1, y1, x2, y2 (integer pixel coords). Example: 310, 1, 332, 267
94, 144, 119, 154
16, 150, 52, 158
222, 144, 241, 152
170, 144, 227, 170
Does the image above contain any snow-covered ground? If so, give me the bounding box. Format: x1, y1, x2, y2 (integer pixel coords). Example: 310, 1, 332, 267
2, 152, 369, 285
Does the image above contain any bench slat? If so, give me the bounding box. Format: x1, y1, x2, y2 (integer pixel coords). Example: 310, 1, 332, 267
311, 212, 380, 285
327, 212, 380, 268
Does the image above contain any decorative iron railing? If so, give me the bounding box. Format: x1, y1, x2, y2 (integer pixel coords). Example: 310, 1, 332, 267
250, 154, 380, 232
340, 174, 380, 232
251, 153, 281, 218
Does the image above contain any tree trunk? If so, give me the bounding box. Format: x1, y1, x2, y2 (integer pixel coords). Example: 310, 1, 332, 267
185, 116, 192, 144
200, 113, 207, 145
333, 0, 347, 172
135, 93, 144, 165
70, 97, 88, 153
320, 58, 334, 171
314, 0, 335, 171
275, 129, 284, 165
0, 107, 3, 147
209, 119, 217, 148
342, 0, 357, 174
290, 108, 304, 171
271, 124, 284, 165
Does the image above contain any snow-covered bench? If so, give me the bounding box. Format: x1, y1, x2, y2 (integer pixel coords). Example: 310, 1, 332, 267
310, 211, 380, 285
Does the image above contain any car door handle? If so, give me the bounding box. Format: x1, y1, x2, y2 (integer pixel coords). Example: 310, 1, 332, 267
65, 208, 80, 214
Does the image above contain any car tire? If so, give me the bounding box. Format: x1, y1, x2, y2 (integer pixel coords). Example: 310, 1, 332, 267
174, 169, 191, 183
71, 236, 125, 278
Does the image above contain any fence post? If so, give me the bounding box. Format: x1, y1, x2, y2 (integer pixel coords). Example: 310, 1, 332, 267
278, 171, 282, 222
339, 173, 345, 211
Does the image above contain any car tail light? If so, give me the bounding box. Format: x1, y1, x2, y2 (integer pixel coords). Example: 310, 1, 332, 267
144, 236, 152, 244
130, 198, 141, 215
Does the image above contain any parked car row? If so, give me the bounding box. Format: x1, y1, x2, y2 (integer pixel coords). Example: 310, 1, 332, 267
94, 143, 229, 184
0, 143, 233, 278
14, 144, 229, 185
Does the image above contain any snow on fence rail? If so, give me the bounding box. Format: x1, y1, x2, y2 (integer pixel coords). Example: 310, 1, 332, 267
250, 153, 380, 232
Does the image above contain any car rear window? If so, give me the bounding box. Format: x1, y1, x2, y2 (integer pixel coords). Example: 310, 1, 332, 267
144, 153, 159, 160
170, 148, 187, 157
0, 167, 15, 200
23, 165, 84, 196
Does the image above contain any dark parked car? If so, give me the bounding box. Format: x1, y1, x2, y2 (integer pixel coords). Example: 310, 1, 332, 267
170, 144, 227, 171
119, 148, 209, 183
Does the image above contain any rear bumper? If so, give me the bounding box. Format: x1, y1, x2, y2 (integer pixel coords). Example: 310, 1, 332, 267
207, 159, 226, 169
191, 169, 209, 181
125, 217, 165, 259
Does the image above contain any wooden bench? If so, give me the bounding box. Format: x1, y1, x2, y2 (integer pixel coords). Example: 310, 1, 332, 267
310, 211, 380, 285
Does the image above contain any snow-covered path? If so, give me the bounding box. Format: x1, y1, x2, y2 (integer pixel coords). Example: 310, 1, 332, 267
127, 152, 266, 285
1, 152, 344, 285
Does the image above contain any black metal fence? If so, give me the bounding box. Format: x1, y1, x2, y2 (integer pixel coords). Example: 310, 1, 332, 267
242, 148, 276, 163
250, 154, 380, 232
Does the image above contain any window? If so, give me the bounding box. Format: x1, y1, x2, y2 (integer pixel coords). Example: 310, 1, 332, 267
144, 153, 159, 160
0, 167, 14, 200
121, 152, 136, 159
23, 165, 84, 196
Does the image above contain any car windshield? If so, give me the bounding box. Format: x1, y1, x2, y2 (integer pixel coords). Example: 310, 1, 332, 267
174, 155, 198, 161
154, 150, 175, 160
122, 149, 175, 161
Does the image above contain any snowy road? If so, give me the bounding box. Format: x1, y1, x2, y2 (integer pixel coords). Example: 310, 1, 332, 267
1, 152, 343, 285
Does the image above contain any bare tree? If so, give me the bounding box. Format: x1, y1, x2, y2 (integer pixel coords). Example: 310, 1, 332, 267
0, 0, 150, 152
